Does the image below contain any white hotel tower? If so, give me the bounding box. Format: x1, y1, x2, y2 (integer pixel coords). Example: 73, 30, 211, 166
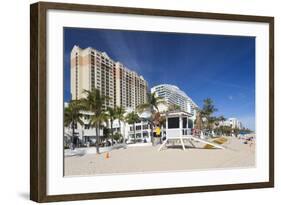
151, 84, 198, 117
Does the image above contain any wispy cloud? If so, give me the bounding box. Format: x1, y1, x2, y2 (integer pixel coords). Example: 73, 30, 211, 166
206, 79, 252, 90
100, 31, 143, 73
228, 95, 233, 100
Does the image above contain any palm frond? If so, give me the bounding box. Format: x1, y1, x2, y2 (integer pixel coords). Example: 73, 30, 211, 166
64, 100, 84, 127
89, 112, 108, 126
136, 103, 150, 112
125, 112, 140, 124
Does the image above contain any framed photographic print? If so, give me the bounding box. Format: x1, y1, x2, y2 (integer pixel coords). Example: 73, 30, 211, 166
30, 1, 274, 202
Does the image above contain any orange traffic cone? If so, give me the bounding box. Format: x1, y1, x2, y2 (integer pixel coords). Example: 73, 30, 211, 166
105, 152, 110, 159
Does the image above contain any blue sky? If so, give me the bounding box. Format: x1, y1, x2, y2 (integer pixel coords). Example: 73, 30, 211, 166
64, 27, 255, 130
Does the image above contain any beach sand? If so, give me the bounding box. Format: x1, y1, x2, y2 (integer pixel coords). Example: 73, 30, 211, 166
64, 137, 255, 176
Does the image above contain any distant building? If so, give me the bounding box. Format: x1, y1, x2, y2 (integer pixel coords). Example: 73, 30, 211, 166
70, 45, 148, 110
220, 118, 243, 129
151, 84, 198, 118
118, 120, 152, 144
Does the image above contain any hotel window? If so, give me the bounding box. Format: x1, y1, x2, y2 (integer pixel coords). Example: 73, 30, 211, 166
84, 124, 90, 129
143, 132, 148, 138
136, 125, 141, 130
142, 124, 148, 129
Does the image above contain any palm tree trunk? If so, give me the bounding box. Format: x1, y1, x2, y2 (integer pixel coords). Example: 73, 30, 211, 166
150, 106, 155, 146
133, 122, 136, 143
123, 121, 126, 144
71, 122, 75, 150
110, 120, 114, 146
118, 119, 123, 143
160, 125, 164, 144
96, 123, 100, 154
150, 122, 154, 146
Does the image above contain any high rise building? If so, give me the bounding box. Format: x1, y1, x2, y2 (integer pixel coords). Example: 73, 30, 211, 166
70, 45, 148, 110
151, 84, 198, 115
220, 118, 243, 129
115, 62, 148, 108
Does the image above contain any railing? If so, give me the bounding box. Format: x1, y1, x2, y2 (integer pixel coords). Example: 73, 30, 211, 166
182, 128, 192, 135
166, 128, 192, 139
166, 129, 180, 139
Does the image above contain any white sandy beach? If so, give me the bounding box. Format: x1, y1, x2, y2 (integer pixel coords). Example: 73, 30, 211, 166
64, 137, 255, 176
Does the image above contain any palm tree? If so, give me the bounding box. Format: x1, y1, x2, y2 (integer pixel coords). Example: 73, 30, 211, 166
224, 126, 232, 136
137, 92, 165, 145
80, 89, 109, 154
194, 110, 204, 137
64, 100, 84, 149
200, 98, 218, 133
106, 107, 117, 146
216, 116, 226, 125
207, 116, 217, 130
126, 112, 140, 143
89, 112, 108, 153
138, 92, 165, 113
202, 98, 218, 116
201, 98, 218, 118
115, 106, 126, 143
158, 115, 166, 143
214, 115, 226, 135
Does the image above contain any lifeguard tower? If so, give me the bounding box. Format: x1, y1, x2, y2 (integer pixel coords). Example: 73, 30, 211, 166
158, 111, 225, 151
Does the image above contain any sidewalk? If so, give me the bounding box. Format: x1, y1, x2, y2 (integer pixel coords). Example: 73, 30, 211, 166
64, 144, 126, 157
